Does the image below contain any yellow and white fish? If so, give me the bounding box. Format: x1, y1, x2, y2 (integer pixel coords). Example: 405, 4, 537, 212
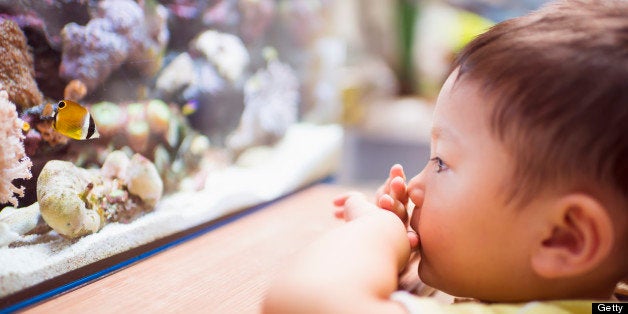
50, 100, 100, 140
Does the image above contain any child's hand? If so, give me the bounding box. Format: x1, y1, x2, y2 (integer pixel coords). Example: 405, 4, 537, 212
375, 164, 409, 224
333, 192, 379, 222
333, 192, 420, 250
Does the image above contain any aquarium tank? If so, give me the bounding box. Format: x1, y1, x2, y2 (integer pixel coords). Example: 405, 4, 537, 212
0, 0, 346, 307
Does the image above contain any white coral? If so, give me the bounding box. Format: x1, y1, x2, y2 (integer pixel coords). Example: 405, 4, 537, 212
227, 57, 299, 153
193, 30, 250, 83
0, 90, 32, 207
126, 154, 163, 208
100, 150, 164, 207
101, 150, 131, 180
0, 203, 41, 247
102, 151, 163, 207
37, 151, 163, 239
37, 160, 103, 238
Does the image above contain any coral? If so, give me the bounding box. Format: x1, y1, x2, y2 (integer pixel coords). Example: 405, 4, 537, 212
0, 0, 90, 48
164, 0, 271, 51
0, 223, 19, 248
0, 19, 44, 110
227, 53, 299, 154
59, 0, 169, 92
38, 151, 164, 238
146, 99, 171, 134
87, 101, 125, 138
125, 154, 163, 208
154, 53, 198, 100
156, 30, 249, 145
0, 90, 33, 208
35, 120, 70, 147
37, 160, 102, 238
276, 0, 327, 47
88, 99, 183, 156
100, 150, 130, 180
64, 79, 88, 102
237, 0, 275, 44
0, 0, 90, 99
192, 30, 250, 84
202, 0, 239, 28
70, 100, 213, 193
164, 0, 275, 48
0, 203, 42, 247
162, 0, 212, 50
92, 151, 163, 222
20, 98, 197, 175
19, 102, 70, 149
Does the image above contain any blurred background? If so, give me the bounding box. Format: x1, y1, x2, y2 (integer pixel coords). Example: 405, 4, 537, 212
312, 0, 550, 186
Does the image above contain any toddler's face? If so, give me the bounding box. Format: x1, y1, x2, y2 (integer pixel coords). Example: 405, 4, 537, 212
405, 72, 544, 300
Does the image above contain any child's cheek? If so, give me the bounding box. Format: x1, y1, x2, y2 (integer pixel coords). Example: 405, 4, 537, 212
409, 206, 421, 234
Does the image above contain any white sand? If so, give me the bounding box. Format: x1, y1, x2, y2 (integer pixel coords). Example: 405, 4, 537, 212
0, 123, 343, 298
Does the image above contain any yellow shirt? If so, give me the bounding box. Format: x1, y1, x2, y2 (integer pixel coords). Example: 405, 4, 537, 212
391, 291, 596, 314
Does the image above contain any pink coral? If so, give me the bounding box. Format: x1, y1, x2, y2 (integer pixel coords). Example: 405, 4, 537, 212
0, 90, 33, 207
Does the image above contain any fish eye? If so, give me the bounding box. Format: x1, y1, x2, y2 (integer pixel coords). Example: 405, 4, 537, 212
58, 101, 66, 109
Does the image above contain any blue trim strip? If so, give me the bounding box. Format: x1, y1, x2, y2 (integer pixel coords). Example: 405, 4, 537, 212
2, 177, 335, 313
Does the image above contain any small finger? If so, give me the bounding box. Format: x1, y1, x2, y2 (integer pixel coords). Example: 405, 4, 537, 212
390, 177, 408, 204
390, 164, 406, 181
378, 194, 394, 210
379, 194, 408, 222
333, 207, 345, 219
333, 194, 350, 206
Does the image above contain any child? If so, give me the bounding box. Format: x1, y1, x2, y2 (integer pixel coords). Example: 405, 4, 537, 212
263, 0, 628, 312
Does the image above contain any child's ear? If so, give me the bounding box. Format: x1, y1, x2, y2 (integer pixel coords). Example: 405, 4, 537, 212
531, 193, 614, 279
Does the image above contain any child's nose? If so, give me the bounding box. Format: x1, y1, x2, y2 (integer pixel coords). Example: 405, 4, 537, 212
407, 168, 427, 209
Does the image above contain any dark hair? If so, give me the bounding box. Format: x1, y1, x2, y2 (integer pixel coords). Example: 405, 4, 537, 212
452, 0, 628, 206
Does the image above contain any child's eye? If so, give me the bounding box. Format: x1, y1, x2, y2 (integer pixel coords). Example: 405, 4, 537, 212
430, 157, 448, 173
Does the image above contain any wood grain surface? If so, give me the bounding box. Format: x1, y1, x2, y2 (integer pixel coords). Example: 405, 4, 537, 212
22, 184, 362, 313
